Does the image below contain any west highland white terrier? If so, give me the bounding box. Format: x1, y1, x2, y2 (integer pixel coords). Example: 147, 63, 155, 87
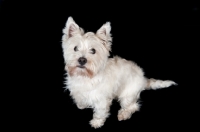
62, 17, 177, 128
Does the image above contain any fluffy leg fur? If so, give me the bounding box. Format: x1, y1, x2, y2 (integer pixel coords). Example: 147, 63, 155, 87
90, 99, 112, 128
117, 78, 176, 121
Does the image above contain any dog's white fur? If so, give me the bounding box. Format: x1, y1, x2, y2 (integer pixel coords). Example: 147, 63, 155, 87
62, 17, 177, 128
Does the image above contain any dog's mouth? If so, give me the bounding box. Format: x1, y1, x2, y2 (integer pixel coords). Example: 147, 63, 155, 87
77, 65, 85, 68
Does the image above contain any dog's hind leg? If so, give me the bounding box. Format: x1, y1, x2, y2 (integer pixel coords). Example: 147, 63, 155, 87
118, 100, 140, 121
117, 81, 144, 121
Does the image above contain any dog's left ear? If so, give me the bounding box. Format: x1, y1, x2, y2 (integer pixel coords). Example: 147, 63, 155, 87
63, 17, 84, 39
96, 22, 112, 51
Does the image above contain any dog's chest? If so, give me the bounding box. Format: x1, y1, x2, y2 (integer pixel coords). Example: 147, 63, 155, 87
67, 77, 106, 102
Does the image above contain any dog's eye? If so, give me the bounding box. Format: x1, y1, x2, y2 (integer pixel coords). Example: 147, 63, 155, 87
91, 48, 96, 54
74, 46, 78, 52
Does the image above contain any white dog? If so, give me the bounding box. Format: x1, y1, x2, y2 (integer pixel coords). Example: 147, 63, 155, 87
62, 17, 177, 128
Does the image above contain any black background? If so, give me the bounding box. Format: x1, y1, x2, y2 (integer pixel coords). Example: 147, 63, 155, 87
1, 0, 199, 131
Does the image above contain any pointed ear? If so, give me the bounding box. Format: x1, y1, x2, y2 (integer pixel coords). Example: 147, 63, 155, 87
96, 22, 112, 51
63, 17, 83, 38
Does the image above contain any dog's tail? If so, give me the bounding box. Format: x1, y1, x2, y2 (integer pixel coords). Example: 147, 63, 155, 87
145, 78, 177, 90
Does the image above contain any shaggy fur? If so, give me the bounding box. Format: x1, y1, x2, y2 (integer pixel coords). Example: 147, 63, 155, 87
62, 17, 177, 128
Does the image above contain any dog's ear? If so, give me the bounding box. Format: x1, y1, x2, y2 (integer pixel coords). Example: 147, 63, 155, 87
96, 22, 112, 51
63, 17, 83, 39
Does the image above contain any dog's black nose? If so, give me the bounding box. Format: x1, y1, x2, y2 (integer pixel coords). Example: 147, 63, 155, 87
78, 57, 87, 65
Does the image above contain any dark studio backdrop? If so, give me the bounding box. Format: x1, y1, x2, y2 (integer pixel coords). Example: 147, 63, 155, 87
1, 0, 199, 131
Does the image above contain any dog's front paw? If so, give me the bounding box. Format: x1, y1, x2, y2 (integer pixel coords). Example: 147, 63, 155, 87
90, 118, 105, 129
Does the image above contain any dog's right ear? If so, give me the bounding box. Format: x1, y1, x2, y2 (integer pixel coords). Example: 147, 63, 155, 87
63, 17, 83, 39
96, 22, 112, 51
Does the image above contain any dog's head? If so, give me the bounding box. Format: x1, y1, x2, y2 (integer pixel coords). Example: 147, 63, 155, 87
62, 17, 112, 78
